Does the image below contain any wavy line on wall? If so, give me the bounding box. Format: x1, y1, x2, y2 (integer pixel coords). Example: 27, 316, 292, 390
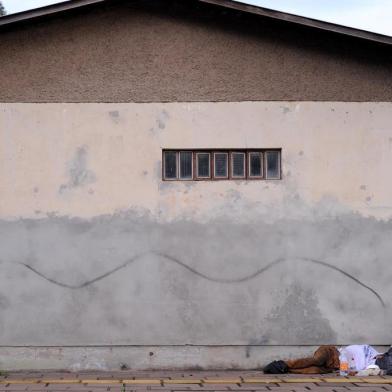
2, 252, 385, 307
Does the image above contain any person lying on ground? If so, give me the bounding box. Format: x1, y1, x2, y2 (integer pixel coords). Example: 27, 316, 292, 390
264, 345, 379, 374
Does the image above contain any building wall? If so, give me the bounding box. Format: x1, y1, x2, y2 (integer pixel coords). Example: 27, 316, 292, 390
1, 0, 392, 371
0, 102, 391, 369
0, 0, 392, 102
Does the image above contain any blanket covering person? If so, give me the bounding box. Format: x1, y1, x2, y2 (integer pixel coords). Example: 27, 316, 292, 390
285, 345, 340, 374
264, 345, 379, 374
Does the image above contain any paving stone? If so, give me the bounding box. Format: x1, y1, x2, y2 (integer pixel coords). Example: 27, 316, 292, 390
283, 382, 310, 385
289, 388, 314, 392
163, 381, 201, 385
299, 389, 342, 392
198, 385, 232, 390
351, 390, 389, 392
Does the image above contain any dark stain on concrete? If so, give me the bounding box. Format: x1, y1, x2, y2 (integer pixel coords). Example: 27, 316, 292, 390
262, 284, 337, 344
360, 185, 367, 190
109, 110, 119, 118
245, 337, 269, 358
59, 145, 96, 193
150, 110, 170, 135
1, 249, 385, 307
157, 110, 169, 129
281, 106, 291, 114
109, 110, 120, 124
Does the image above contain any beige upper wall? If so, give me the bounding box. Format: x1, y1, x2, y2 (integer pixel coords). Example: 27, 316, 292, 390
0, 1, 392, 102
1, 101, 392, 221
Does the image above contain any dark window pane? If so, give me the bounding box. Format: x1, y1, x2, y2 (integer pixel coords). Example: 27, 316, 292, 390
214, 153, 228, 178
180, 152, 192, 179
232, 153, 245, 177
249, 152, 262, 177
197, 153, 210, 177
266, 151, 280, 179
164, 151, 177, 179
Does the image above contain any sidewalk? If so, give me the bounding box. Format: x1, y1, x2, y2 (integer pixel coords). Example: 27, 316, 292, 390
1, 371, 392, 392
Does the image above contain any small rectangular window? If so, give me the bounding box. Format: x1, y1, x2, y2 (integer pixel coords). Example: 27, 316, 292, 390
265, 151, 281, 179
231, 152, 245, 178
214, 152, 228, 178
196, 152, 211, 178
179, 151, 193, 179
164, 151, 177, 179
162, 149, 281, 181
249, 152, 263, 178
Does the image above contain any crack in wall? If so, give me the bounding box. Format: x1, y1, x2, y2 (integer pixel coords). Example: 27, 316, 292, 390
1, 253, 385, 307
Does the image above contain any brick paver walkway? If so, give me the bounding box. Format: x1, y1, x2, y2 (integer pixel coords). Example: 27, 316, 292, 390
1, 371, 391, 392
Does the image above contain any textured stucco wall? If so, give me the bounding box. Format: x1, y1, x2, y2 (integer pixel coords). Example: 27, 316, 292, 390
0, 102, 391, 370
0, 0, 392, 102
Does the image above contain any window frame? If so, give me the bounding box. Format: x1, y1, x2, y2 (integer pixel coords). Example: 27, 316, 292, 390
265, 150, 281, 180
230, 151, 246, 179
162, 150, 178, 181
248, 151, 264, 179
162, 149, 281, 181
195, 152, 211, 180
213, 151, 229, 180
179, 150, 193, 180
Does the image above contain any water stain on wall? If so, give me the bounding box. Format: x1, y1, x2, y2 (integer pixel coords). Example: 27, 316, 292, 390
261, 285, 337, 345
108, 110, 120, 124
149, 110, 170, 135
59, 145, 96, 194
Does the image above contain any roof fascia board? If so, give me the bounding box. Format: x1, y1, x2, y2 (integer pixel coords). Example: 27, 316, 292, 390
199, 0, 392, 46
0, 0, 105, 27
0, 0, 391, 46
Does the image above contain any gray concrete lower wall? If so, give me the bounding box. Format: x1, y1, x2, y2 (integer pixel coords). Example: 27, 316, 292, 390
1, 346, 388, 371
0, 213, 391, 347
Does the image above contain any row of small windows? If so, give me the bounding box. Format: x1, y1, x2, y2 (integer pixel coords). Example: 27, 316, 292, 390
163, 150, 281, 181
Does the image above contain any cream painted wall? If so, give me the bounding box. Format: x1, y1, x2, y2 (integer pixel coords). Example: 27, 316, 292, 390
0, 102, 391, 369
0, 102, 391, 221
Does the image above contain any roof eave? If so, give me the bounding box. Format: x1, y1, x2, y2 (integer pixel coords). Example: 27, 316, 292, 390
0, 0, 392, 46
0, 0, 105, 27
200, 0, 392, 46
